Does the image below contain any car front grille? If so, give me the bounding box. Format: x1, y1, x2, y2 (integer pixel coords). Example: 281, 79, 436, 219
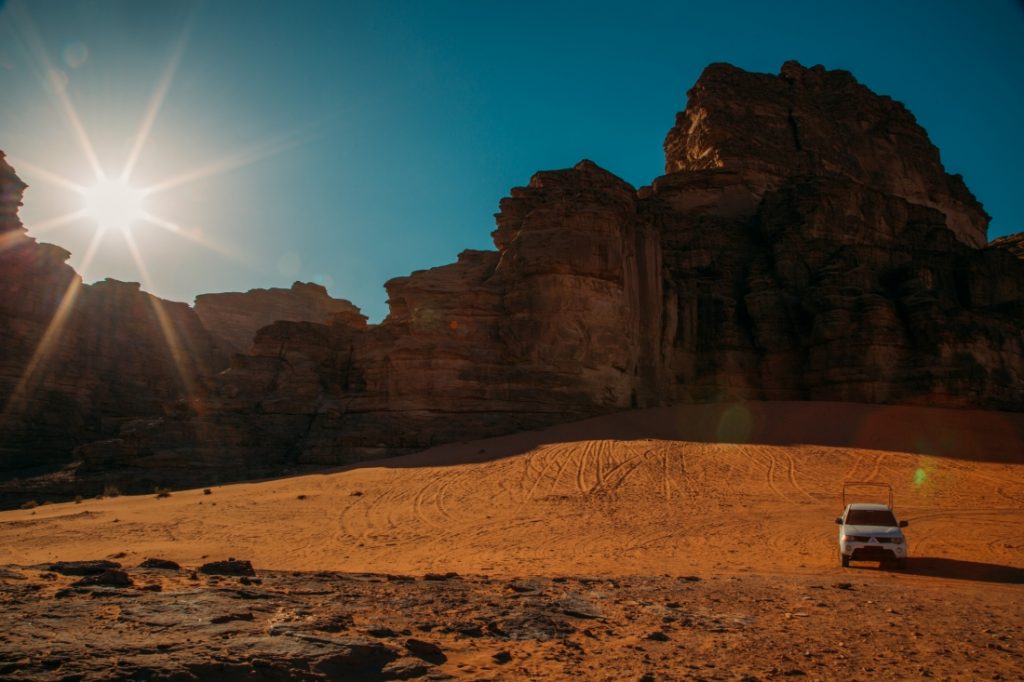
846, 536, 899, 543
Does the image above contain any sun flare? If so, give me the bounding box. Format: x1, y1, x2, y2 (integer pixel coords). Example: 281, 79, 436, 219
83, 179, 145, 233
5, 1, 301, 274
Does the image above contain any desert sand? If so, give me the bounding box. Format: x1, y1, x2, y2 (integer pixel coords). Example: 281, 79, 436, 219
1, 401, 1022, 680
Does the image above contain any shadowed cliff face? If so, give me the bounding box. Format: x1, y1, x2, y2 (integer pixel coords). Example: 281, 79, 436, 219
195, 283, 367, 354
663, 61, 990, 248
0, 154, 229, 473
1, 61, 1023, 499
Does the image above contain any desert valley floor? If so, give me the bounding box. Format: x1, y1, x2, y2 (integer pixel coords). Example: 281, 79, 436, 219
1, 402, 1022, 680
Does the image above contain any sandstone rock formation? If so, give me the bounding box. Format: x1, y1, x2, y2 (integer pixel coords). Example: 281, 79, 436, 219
1, 154, 372, 498
991, 232, 1024, 260
0, 153, 227, 474
663, 61, 990, 248
195, 282, 366, 353
2, 61, 1023, 500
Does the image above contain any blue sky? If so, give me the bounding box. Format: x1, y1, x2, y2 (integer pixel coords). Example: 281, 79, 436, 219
1, 1, 1022, 321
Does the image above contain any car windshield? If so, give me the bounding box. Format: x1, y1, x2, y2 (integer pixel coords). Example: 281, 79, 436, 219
846, 509, 897, 526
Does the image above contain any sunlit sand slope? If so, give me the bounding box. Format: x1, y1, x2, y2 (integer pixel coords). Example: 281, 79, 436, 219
2, 402, 1022, 581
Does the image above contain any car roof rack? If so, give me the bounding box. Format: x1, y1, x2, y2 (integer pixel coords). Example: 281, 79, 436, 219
842, 481, 893, 509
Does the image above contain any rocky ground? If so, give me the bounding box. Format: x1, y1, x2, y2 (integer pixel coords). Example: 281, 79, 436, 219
1, 404, 1021, 680
1, 559, 1021, 681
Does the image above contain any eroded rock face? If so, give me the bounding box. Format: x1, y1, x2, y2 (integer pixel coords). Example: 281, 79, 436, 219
195, 282, 366, 353
298, 161, 668, 463
664, 61, 990, 247
255, 62, 1020, 464
111, 162, 668, 469
0, 153, 227, 474
991, 232, 1024, 260
2, 61, 1023, 498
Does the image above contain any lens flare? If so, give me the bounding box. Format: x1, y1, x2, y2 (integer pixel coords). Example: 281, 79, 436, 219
716, 403, 753, 443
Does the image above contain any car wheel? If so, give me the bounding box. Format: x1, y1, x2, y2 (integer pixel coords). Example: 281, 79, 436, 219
841, 555, 849, 568
895, 559, 907, 570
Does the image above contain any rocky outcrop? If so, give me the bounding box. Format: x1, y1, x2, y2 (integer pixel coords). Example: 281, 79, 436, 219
0, 153, 227, 474
220, 62, 1019, 465
3, 61, 1023, 499
664, 61, 990, 248
7, 567, 1017, 682
991, 232, 1024, 260
296, 161, 668, 463
195, 282, 366, 353
86, 162, 667, 471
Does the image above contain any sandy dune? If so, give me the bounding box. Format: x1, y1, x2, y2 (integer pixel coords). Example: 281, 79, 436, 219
2, 401, 1022, 582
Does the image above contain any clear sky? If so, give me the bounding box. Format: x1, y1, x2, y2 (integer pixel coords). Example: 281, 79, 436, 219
1, 1, 1022, 321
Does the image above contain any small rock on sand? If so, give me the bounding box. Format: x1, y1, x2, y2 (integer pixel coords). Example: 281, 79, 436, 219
49, 560, 121, 576
139, 558, 180, 570
73, 569, 133, 588
199, 559, 256, 577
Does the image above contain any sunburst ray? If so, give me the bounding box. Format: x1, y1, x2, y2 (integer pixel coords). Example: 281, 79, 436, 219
122, 230, 200, 401
141, 127, 315, 196
21, 209, 88, 236
139, 211, 252, 265
0, 227, 105, 422
7, 0, 105, 181
6, 156, 87, 195
120, 15, 194, 182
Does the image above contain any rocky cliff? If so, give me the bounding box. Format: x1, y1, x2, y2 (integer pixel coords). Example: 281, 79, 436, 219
3, 61, 1023, 499
991, 232, 1024, 260
663, 61, 990, 248
195, 282, 367, 353
0, 154, 231, 475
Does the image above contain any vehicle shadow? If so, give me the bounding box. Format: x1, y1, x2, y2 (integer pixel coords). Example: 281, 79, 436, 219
883, 557, 1024, 584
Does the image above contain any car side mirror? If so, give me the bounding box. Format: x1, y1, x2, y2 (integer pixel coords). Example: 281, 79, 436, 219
899, 520, 908, 528
835, 517, 843, 525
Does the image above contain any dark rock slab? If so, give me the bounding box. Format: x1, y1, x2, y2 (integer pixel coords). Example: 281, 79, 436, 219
199, 559, 256, 577
49, 560, 122, 576
381, 656, 432, 680
405, 638, 446, 664
311, 637, 400, 677
72, 568, 133, 588
139, 558, 181, 570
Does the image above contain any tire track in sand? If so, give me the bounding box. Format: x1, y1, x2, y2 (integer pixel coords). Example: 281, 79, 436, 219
518, 446, 558, 506
780, 450, 815, 501
864, 453, 884, 483
587, 445, 650, 496
575, 440, 598, 494
843, 452, 866, 483
754, 447, 798, 505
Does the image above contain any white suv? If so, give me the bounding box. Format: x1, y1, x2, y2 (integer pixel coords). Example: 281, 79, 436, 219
836, 502, 909, 568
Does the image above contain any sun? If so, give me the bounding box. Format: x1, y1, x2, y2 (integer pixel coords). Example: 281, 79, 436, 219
6, 2, 305, 270
82, 179, 145, 233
